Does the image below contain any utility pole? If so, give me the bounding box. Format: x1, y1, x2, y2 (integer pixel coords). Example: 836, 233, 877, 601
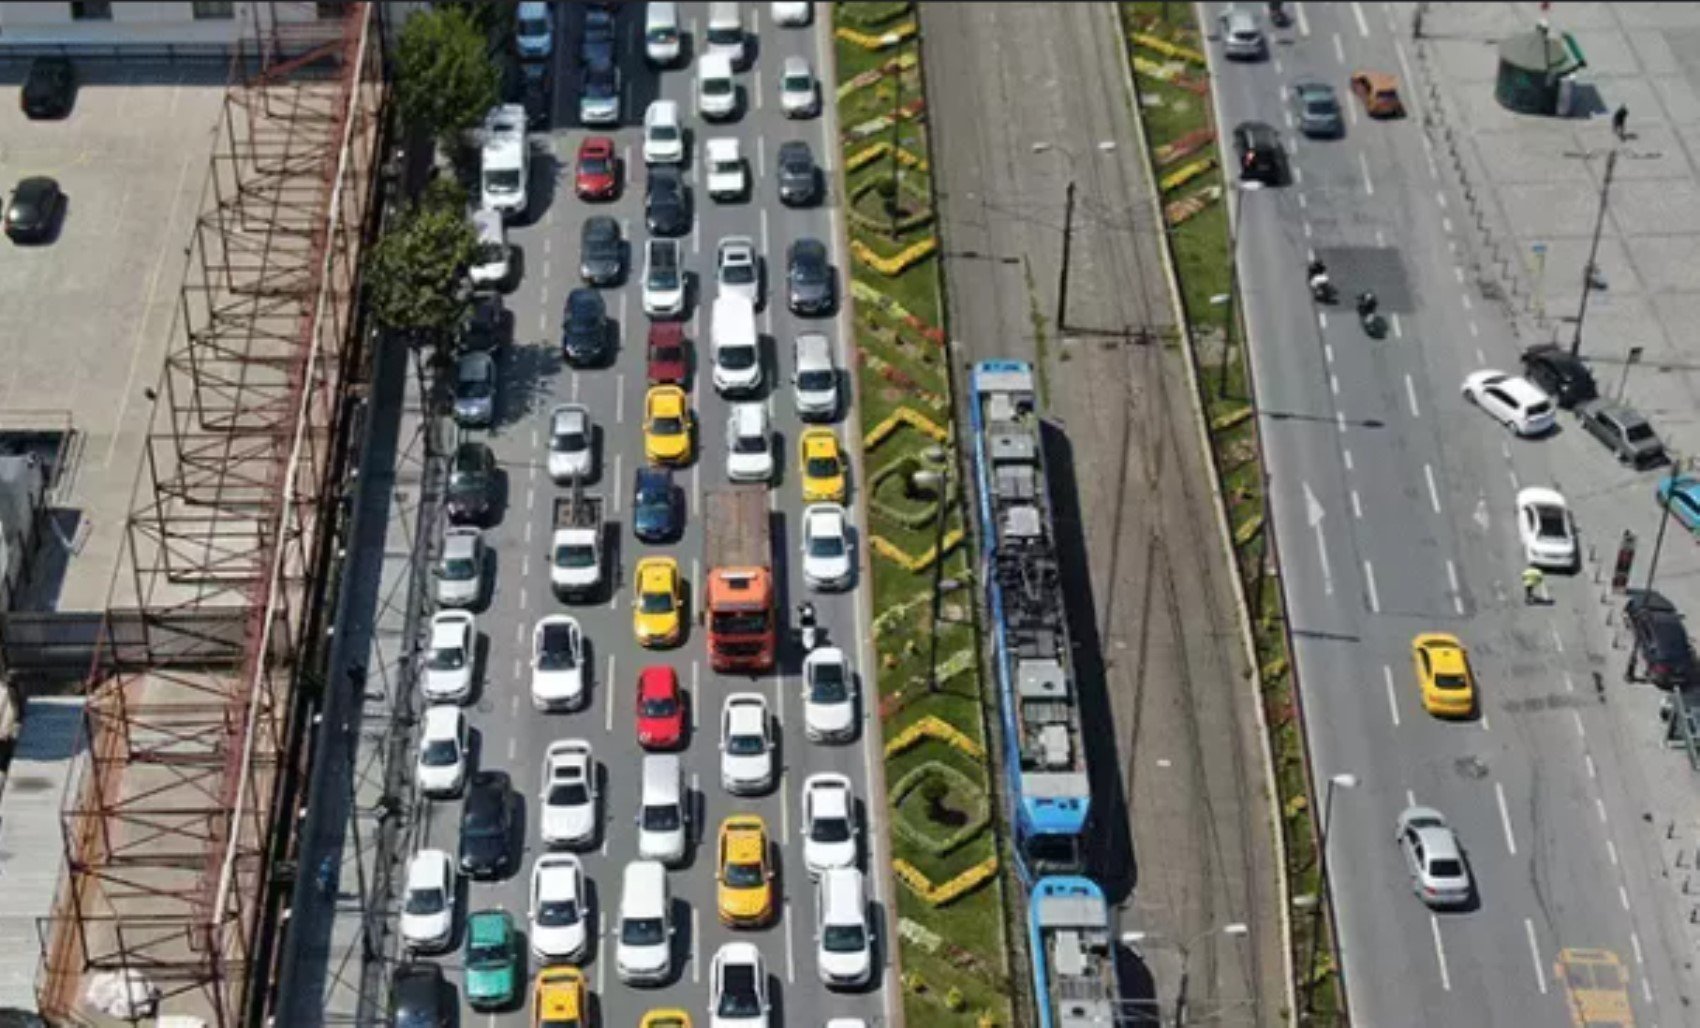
1570, 147, 1618, 358
1057, 180, 1076, 333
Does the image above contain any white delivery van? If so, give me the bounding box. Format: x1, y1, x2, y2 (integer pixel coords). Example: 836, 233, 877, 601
706, 1, 745, 66
468, 208, 510, 289
711, 294, 762, 396
480, 104, 529, 219
697, 51, 737, 120
644, 1, 682, 65
616, 860, 674, 984
636, 754, 688, 865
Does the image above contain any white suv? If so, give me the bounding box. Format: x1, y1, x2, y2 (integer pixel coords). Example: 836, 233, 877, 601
716, 236, 761, 306
815, 867, 873, 988
644, 238, 686, 318
415, 705, 469, 798
643, 100, 685, 164
792, 332, 839, 420
705, 138, 748, 201
422, 611, 475, 703
725, 403, 774, 483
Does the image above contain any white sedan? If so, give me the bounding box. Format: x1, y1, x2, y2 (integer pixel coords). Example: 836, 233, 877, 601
531, 615, 586, 712
1516, 487, 1577, 570
779, 55, 818, 117
642, 99, 685, 165
771, 1, 811, 26
1460, 370, 1556, 436
529, 853, 589, 963
710, 942, 770, 1028
548, 404, 595, 483
540, 739, 599, 848
422, 610, 475, 703
801, 503, 854, 591
717, 236, 761, 307
720, 693, 775, 795
801, 773, 860, 875
415, 704, 469, 798
400, 848, 457, 953
802, 646, 855, 742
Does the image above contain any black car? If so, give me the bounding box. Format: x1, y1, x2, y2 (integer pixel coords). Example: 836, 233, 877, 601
1519, 344, 1598, 409
777, 140, 819, 206
1232, 121, 1283, 185
562, 287, 610, 366
459, 770, 515, 878
521, 62, 552, 129
4, 177, 63, 244
633, 466, 681, 542
787, 237, 834, 315
581, 6, 616, 65
446, 442, 498, 525
580, 215, 624, 285
1625, 589, 1695, 689
462, 294, 508, 352
646, 166, 690, 236
390, 962, 450, 1028
21, 57, 75, 120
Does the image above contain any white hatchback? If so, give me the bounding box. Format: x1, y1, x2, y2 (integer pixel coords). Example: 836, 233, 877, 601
1461, 370, 1556, 436
422, 611, 475, 703
801, 773, 859, 875
643, 100, 685, 164
801, 646, 855, 742
400, 848, 457, 953
529, 853, 589, 963
720, 693, 775, 795
531, 615, 586, 712
801, 503, 853, 591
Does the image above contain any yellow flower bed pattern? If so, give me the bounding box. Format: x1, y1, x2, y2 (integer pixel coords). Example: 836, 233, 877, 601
1130, 31, 1206, 66
846, 139, 931, 175
885, 713, 984, 759
871, 529, 966, 573
836, 51, 919, 100
836, 20, 919, 51
893, 855, 1002, 907
1159, 156, 1216, 194
865, 406, 950, 450
852, 236, 939, 276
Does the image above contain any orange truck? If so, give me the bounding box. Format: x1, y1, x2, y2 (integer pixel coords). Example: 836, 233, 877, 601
703, 486, 776, 672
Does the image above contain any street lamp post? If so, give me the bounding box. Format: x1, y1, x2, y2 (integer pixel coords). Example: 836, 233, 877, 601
1216, 180, 1261, 400
1122, 922, 1251, 1027
1300, 772, 1358, 1020
1569, 147, 1618, 359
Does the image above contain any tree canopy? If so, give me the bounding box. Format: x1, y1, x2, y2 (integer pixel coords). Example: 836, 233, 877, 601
393, 4, 501, 149
364, 177, 475, 346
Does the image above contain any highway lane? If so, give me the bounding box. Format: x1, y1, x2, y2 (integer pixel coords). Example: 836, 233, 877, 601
407, 4, 892, 1025
1207, 1, 1688, 1023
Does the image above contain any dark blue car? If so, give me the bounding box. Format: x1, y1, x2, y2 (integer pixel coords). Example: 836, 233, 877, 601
633, 466, 680, 542
562, 288, 609, 366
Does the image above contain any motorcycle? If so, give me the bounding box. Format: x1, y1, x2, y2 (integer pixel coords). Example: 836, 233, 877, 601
1309, 275, 1338, 305
1268, 1, 1293, 28
1357, 294, 1388, 338
797, 602, 820, 651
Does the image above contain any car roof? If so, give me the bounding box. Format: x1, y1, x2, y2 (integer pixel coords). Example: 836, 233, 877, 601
807, 775, 851, 809
821, 866, 865, 909
551, 404, 588, 430
782, 55, 810, 74
410, 848, 450, 882
731, 403, 766, 432
807, 504, 846, 530
567, 287, 603, 311
796, 332, 831, 362
467, 908, 511, 942
636, 465, 674, 489
649, 320, 686, 345
638, 557, 677, 585
791, 236, 826, 257
779, 139, 812, 159
442, 526, 479, 557
639, 664, 677, 692
1517, 486, 1566, 510
580, 135, 614, 155
802, 427, 839, 452
423, 705, 462, 734
726, 694, 766, 726
1414, 825, 1462, 862
722, 816, 766, 857
648, 385, 686, 411
707, 137, 741, 158
1354, 69, 1398, 88
583, 215, 619, 238
429, 615, 468, 646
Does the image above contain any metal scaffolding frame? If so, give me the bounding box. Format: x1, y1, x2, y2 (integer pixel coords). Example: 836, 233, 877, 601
34, 3, 386, 1023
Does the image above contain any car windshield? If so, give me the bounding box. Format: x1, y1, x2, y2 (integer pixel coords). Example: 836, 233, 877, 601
717, 973, 759, 1015
622, 917, 666, 946
726, 732, 765, 756
548, 781, 588, 806
466, 798, 503, 832
553, 430, 586, 452
650, 124, 679, 141
586, 74, 615, 99
637, 484, 669, 507
405, 886, 444, 915
707, 26, 740, 45
1626, 423, 1655, 442
449, 471, 482, 493
1305, 98, 1335, 115
712, 157, 740, 175
723, 261, 755, 284
652, 415, 683, 434
556, 545, 597, 569
1431, 672, 1468, 692
1535, 509, 1567, 539
1428, 858, 1464, 879
724, 859, 764, 888
642, 804, 680, 831
798, 369, 835, 391
703, 78, 733, 96
651, 267, 680, 289
640, 589, 675, 614
427, 645, 464, 671
642, 693, 678, 718
422, 739, 458, 767
719, 346, 756, 370
713, 610, 769, 634
652, 345, 683, 366
538, 639, 576, 671
536, 898, 579, 927
485, 169, 522, 194
580, 155, 610, 175
807, 455, 838, 478
518, 16, 548, 35
475, 242, 506, 265
809, 665, 847, 702
808, 535, 845, 558
811, 813, 851, 842
823, 924, 866, 953
733, 432, 766, 455
468, 934, 507, 966
459, 377, 492, 399
441, 556, 476, 580
793, 261, 823, 284
784, 72, 811, 91
647, 26, 677, 44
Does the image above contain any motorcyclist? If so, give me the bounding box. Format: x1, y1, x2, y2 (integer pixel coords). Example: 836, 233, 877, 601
1307, 259, 1330, 292
1356, 290, 1378, 317
797, 601, 819, 649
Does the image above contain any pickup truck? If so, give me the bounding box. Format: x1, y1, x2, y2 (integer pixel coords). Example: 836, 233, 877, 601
550, 489, 605, 601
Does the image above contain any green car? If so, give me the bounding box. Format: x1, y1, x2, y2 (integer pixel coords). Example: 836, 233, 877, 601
463, 909, 518, 1010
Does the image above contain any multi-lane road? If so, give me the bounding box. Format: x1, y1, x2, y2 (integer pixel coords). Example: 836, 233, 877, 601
1208, 1, 1688, 1024
409, 4, 893, 1025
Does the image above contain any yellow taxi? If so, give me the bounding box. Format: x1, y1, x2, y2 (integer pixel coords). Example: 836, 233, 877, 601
1411, 632, 1475, 718
644, 385, 693, 465
716, 815, 775, 928
532, 966, 585, 1028
798, 427, 847, 504
633, 556, 684, 648
639, 1010, 692, 1028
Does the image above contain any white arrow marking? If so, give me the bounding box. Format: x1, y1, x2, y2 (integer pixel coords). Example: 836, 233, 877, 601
1473, 497, 1491, 534
1305, 482, 1333, 595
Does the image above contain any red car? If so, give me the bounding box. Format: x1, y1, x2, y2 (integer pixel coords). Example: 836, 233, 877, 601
635, 665, 685, 749
647, 322, 689, 385
575, 136, 618, 200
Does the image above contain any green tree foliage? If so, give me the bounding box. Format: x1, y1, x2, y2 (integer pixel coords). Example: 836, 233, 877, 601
394, 4, 500, 149
364, 177, 475, 346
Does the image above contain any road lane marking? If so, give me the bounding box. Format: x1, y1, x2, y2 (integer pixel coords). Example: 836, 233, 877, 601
524, 521, 533, 546
1524, 919, 1548, 993
784, 901, 797, 982
597, 912, 608, 992
1363, 560, 1380, 613
1550, 625, 1565, 654
1445, 557, 1460, 593
612, 453, 624, 513
1283, 108, 1294, 130
1468, 320, 1479, 337
541, 309, 549, 334
1563, 672, 1574, 692
1302, 220, 1313, 238
1619, 884, 1630, 909
1318, 310, 1327, 330
1406, 788, 1416, 808
519, 586, 528, 611
1330, 373, 1340, 396
756, 134, 767, 178
1333, 31, 1345, 62
1436, 190, 1448, 211
1406, 374, 1421, 418
1351, 489, 1362, 520
1508, 469, 1520, 491
1391, 312, 1403, 339
1430, 915, 1452, 990
1358, 151, 1375, 195
615, 373, 626, 422
1442, 215, 1452, 233
754, 67, 764, 110
1296, 0, 1311, 36
508, 737, 518, 759
1305, 483, 1333, 595
605, 653, 617, 732
1375, 229, 1385, 247
692, 905, 701, 983
1335, 410, 1346, 433
542, 257, 552, 281
1584, 752, 1598, 778
1607, 837, 1617, 865
1597, 797, 1608, 824
1324, 343, 1334, 365
1425, 464, 1441, 513
692, 209, 701, 255
572, 371, 582, 402
1460, 291, 1472, 310
1383, 665, 1400, 726
692, 661, 700, 731
1642, 978, 1652, 1002
1454, 265, 1465, 284
1273, 55, 1283, 75
1342, 449, 1353, 471
1475, 347, 1486, 363
1631, 931, 1643, 964
1298, 193, 1308, 210
1574, 710, 1587, 739
1351, 0, 1371, 36
760, 206, 771, 255
1495, 781, 1517, 854
692, 463, 702, 512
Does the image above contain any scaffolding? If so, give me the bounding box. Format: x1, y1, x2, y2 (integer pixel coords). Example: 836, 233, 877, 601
34, 3, 386, 1023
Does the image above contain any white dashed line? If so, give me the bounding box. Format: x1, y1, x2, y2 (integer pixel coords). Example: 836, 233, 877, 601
1436, 190, 1448, 211
1460, 292, 1472, 310
1324, 343, 1334, 365
1296, 0, 1311, 35
1445, 557, 1460, 594
1619, 884, 1630, 910
1508, 469, 1520, 491
760, 206, 771, 254
1631, 931, 1643, 964
1475, 347, 1486, 363
1297, 192, 1308, 210
1364, 560, 1381, 613
604, 653, 617, 731
1524, 919, 1547, 994
1274, 55, 1284, 75
1383, 665, 1400, 726
1597, 797, 1608, 824
1318, 311, 1328, 330
1563, 672, 1575, 692
1441, 216, 1452, 234
1406, 374, 1421, 417
1607, 838, 1617, 865
1495, 781, 1517, 854
1284, 108, 1294, 130
1430, 915, 1452, 990
754, 68, 764, 110
1330, 374, 1340, 396
611, 453, 624, 513
1303, 221, 1313, 239
783, 903, 797, 983
614, 373, 626, 422
1391, 313, 1403, 338
756, 134, 766, 178
1642, 978, 1653, 1002
1336, 410, 1346, 433
1586, 754, 1597, 777
1468, 320, 1479, 337
1351, 489, 1363, 519
692, 906, 702, 983
1454, 265, 1465, 284
508, 737, 518, 759
1551, 625, 1565, 653
1350, 0, 1371, 36
1358, 151, 1374, 195
1333, 31, 1345, 62
1342, 449, 1353, 471
1574, 710, 1587, 740
1425, 464, 1442, 513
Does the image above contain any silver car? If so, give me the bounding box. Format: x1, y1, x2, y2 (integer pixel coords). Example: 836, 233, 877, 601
1220, 9, 1266, 60
434, 527, 486, 608
454, 350, 497, 426
1395, 806, 1473, 908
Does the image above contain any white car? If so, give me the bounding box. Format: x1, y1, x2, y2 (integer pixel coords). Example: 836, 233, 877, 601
706, 138, 748, 201
725, 403, 774, 483
415, 705, 470, 798
548, 404, 595, 483
1395, 806, 1474, 908
771, 1, 811, 26
1516, 487, 1577, 570
531, 615, 586, 712
1461, 370, 1556, 436
779, 55, 818, 117
802, 646, 855, 742
529, 853, 589, 963
801, 503, 854, 591
792, 332, 839, 421
643, 100, 685, 164
716, 236, 761, 306
540, 740, 599, 848
815, 867, 873, 989
644, 237, 687, 318
720, 693, 775, 795
801, 773, 860, 875
434, 526, 486, 608
468, 208, 511, 288
422, 611, 475, 703
400, 849, 457, 953
710, 942, 770, 1028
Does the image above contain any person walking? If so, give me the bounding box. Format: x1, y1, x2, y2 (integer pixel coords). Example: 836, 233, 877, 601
1522, 565, 1545, 605
1613, 104, 1628, 141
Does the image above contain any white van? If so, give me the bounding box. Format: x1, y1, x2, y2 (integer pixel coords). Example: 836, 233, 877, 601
815, 866, 873, 989
697, 52, 737, 121
636, 754, 688, 865
480, 104, 529, 219
468, 208, 510, 289
616, 860, 674, 985
706, 1, 745, 66
711, 294, 762, 396
644, 1, 682, 66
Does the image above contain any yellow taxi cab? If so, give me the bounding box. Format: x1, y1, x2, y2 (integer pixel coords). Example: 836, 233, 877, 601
716, 815, 775, 928
532, 966, 585, 1028
1411, 632, 1475, 718
639, 1009, 692, 1028
633, 556, 684, 648
798, 427, 847, 504
644, 385, 694, 465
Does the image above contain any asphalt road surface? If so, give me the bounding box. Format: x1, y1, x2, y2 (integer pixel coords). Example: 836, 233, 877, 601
1207, 1, 1688, 1024
406, 4, 893, 1025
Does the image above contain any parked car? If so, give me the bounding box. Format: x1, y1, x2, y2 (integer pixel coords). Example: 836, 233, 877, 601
1577, 398, 1664, 467
1460, 370, 1555, 436
1394, 806, 1472, 908
1519, 344, 1597, 409
453, 350, 498, 427
1625, 589, 1696, 688
4, 176, 63, 243
446, 442, 498, 524
1657, 475, 1700, 534
21, 56, 75, 119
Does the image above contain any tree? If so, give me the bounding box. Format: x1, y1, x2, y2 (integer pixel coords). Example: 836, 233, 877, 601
364, 177, 475, 351
393, 4, 500, 151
